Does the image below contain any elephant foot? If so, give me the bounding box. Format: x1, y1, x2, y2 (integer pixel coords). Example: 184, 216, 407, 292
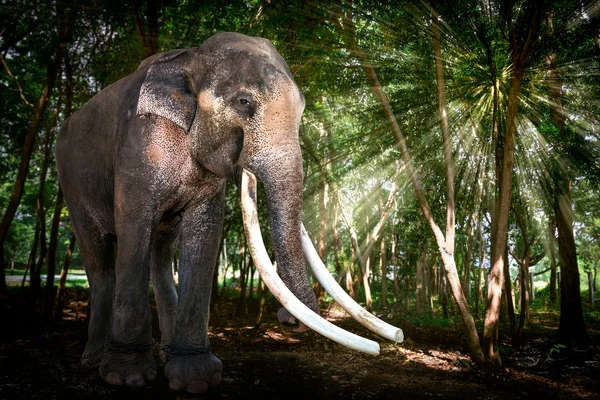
165, 352, 222, 394
99, 345, 157, 387
81, 340, 105, 369
277, 308, 310, 333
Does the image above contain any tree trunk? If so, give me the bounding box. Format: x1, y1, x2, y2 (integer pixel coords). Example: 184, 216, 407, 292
415, 252, 427, 316
545, 10, 587, 343
440, 259, 448, 318
428, 250, 436, 316
362, 191, 372, 310
28, 82, 64, 315
483, 2, 542, 358
43, 186, 64, 320
235, 236, 247, 317
484, 70, 522, 363
132, 0, 160, 59
392, 230, 401, 302
315, 159, 328, 301
555, 187, 587, 342
53, 235, 76, 320
379, 235, 387, 310
548, 215, 558, 303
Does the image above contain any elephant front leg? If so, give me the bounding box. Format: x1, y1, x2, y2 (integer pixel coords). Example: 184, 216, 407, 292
99, 211, 157, 387
165, 191, 224, 394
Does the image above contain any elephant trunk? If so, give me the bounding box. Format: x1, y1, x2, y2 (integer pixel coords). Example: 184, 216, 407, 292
250, 143, 319, 330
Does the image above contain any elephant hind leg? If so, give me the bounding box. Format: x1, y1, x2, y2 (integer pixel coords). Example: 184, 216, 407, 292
69, 208, 116, 369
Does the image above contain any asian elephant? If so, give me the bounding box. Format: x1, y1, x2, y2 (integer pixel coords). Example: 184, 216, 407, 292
55, 32, 400, 394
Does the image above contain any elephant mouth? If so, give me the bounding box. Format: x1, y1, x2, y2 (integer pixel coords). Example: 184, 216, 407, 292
240, 169, 404, 356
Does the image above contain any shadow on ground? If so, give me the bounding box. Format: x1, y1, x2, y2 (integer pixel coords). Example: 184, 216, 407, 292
0, 289, 599, 399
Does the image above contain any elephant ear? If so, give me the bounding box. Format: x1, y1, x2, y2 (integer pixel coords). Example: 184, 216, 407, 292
136, 49, 199, 132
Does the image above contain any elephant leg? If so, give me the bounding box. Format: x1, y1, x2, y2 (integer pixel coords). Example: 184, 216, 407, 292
165, 188, 224, 394
151, 228, 179, 363
99, 205, 157, 387
69, 208, 115, 369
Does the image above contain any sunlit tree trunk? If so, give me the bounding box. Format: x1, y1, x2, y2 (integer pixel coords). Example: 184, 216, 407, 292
362, 191, 372, 309
483, 4, 541, 364
428, 250, 436, 316
379, 235, 387, 310
391, 228, 401, 302
346, 246, 356, 299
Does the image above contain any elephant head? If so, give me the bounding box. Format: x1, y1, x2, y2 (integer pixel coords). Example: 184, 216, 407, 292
137, 32, 317, 330
137, 33, 402, 349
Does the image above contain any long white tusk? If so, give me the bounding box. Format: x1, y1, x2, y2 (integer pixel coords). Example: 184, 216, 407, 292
301, 224, 404, 343
241, 169, 380, 356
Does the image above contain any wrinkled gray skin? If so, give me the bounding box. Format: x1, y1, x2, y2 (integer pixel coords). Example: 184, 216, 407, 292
54, 32, 319, 393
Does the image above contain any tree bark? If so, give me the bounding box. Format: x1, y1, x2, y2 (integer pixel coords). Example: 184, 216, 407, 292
53, 235, 76, 320
431, 0, 456, 276
43, 186, 64, 320
380, 235, 387, 310
391, 229, 401, 302
548, 215, 558, 303
545, 9, 587, 343
555, 186, 587, 342
415, 252, 427, 316
132, 0, 160, 59
483, 3, 541, 364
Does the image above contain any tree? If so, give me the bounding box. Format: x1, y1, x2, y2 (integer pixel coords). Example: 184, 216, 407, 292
483, 1, 542, 364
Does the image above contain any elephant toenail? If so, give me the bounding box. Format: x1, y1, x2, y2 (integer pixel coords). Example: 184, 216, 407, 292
126, 373, 146, 387
187, 380, 209, 394
169, 378, 185, 391
145, 367, 157, 381
210, 372, 222, 387
104, 371, 124, 386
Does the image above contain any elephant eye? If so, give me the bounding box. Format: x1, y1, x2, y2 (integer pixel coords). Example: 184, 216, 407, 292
234, 95, 254, 118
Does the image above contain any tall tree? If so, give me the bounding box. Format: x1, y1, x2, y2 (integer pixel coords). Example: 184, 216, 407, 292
336, 0, 485, 363
483, 1, 542, 364
545, 8, 588, 343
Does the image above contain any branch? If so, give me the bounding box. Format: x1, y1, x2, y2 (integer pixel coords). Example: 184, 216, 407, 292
533, 266, 551, 277
0, 54, 34, 108
528, 250, 546, 267
508, 247, 524, 267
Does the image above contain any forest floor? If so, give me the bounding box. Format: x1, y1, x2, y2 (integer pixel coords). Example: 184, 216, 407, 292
0, 288, 599, 400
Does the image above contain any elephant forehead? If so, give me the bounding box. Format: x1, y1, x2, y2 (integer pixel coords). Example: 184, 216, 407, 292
262, 82, 304, 129
198, 90, 225, 112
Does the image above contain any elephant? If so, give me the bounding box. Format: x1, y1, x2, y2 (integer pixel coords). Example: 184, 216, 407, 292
55, 32, 402, 394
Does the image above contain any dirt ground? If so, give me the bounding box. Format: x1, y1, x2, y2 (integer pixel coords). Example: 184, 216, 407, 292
0, 290, 599, 400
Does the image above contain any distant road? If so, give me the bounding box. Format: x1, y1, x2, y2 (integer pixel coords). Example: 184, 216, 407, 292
5, 273, 87, 283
